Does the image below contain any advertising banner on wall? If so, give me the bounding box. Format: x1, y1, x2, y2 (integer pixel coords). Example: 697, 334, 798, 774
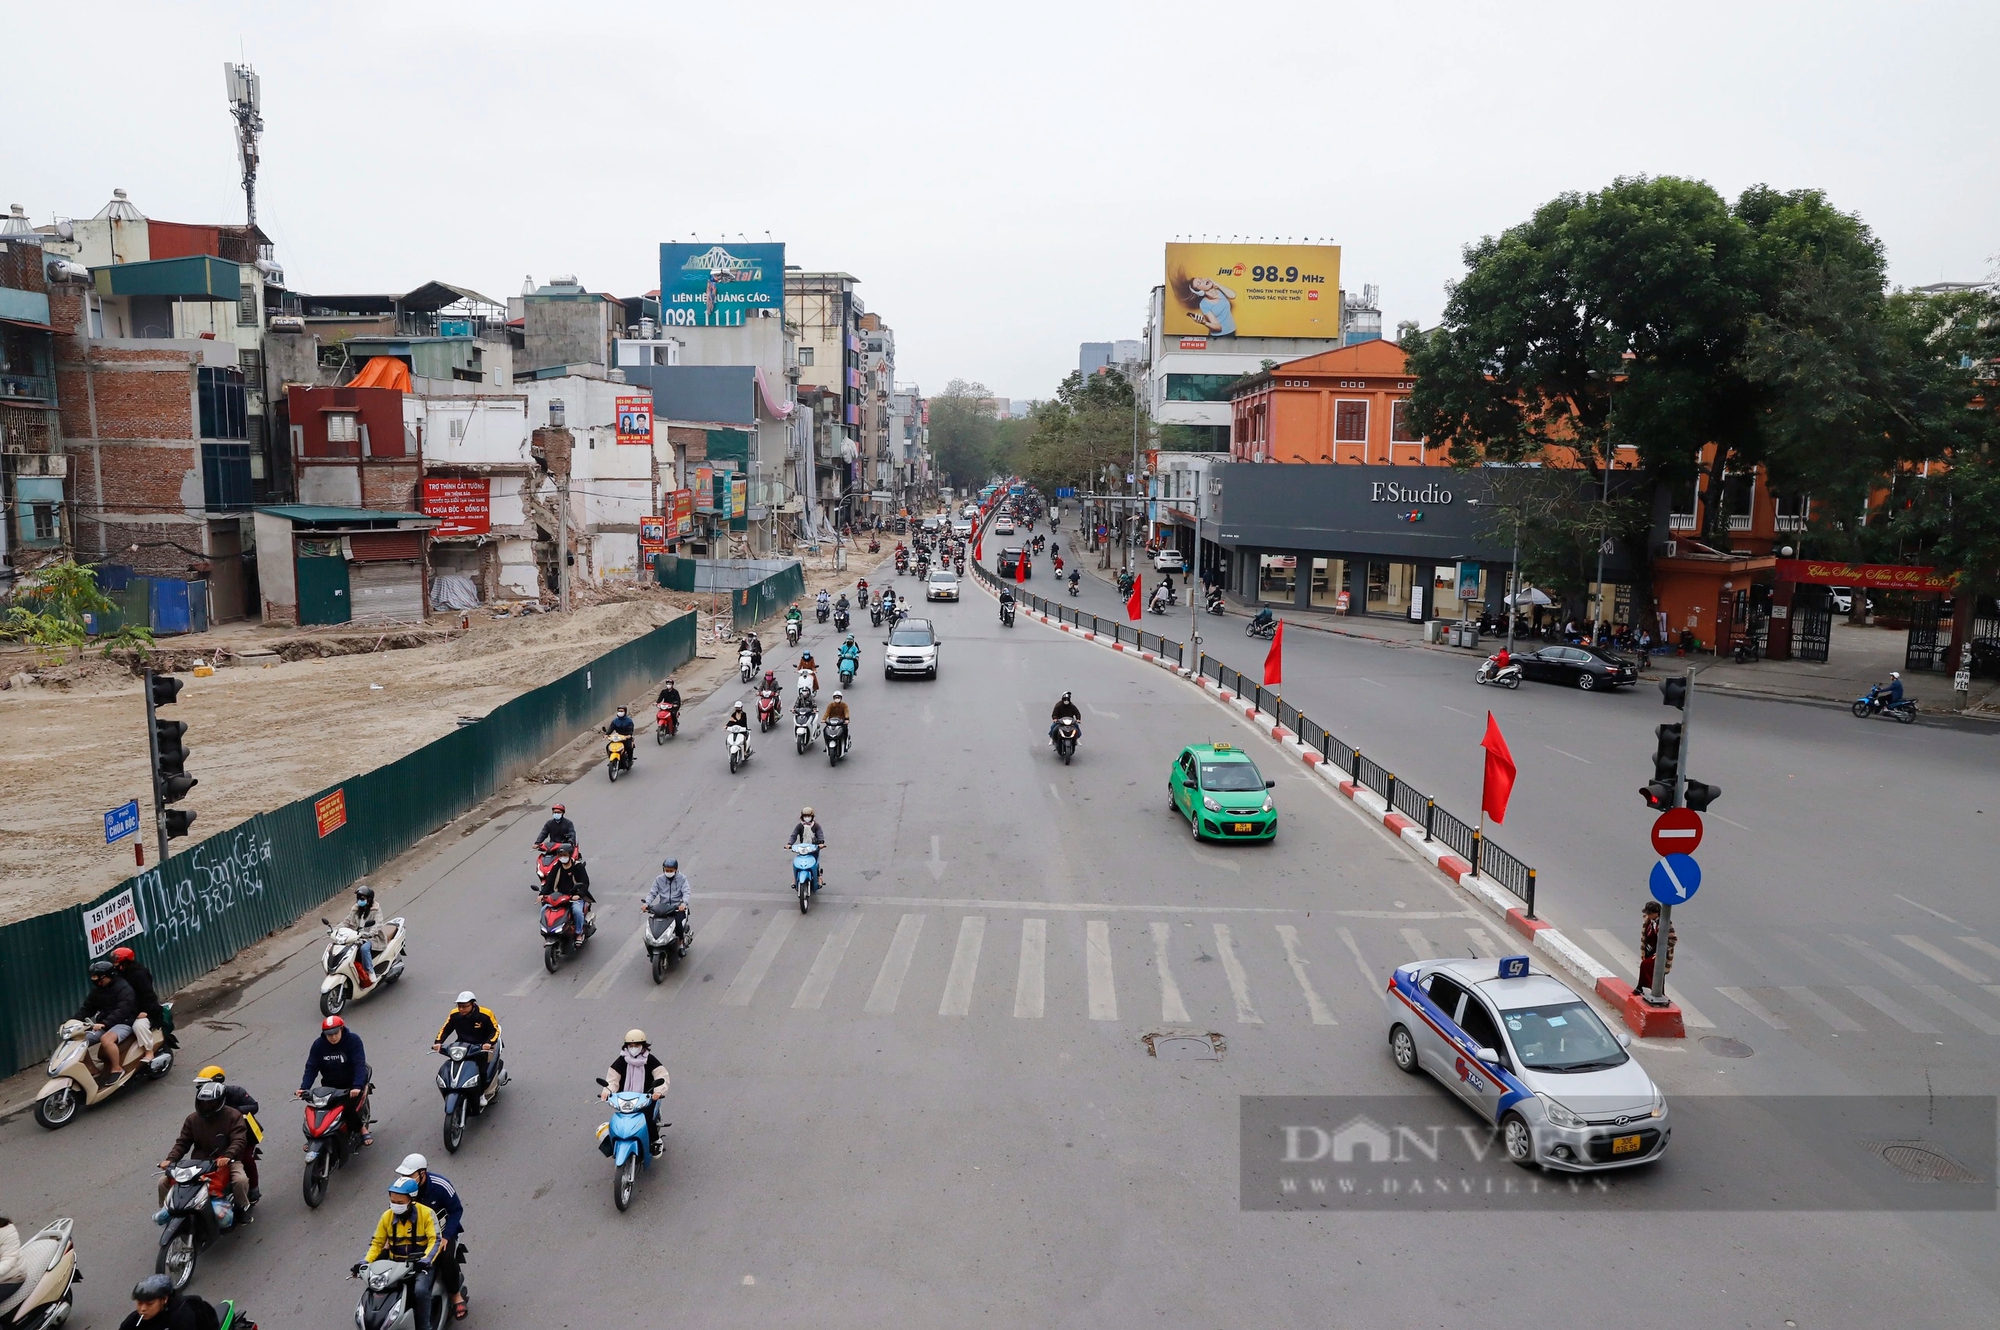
83, 888, 144, 956
639, 516, 667, 558
658, 242, 785, 327
670, 489, 694, 536
615, 395, 653, 445
729, 475, 747, 519
1162, 243, 1341, 339
693, 466, 716, 514
420, 477, 491, 536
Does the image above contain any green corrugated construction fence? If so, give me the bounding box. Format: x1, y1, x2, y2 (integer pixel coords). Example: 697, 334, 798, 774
0, 612, 695, 1076
732, 562, 805, 632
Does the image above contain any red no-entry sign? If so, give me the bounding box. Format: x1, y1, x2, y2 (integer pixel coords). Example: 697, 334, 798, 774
1650, 807, 1704, 857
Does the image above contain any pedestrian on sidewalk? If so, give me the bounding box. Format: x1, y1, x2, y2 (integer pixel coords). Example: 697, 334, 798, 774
1637, 900, 1677, 991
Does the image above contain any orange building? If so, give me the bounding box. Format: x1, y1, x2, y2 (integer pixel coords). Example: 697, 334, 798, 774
1229, 340, 1439, 465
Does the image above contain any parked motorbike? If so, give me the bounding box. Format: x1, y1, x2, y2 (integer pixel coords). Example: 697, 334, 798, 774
351, 1258, 447, 1330
1053, 717, 1081, 765
539, 890, 592, 972
757, 687, 780, 732
33, 1011, 172, 1130
655, 701, 678, 743
0, 1217, 78, 1329
868, 538, 880, 553
300, 1084, 365, 1209
1853, 684, 1918, 724
739, 648, 755, 684
643, 907, 688, 983
436, 1039, 505, 1154
726, 722, 752, 774
824, 715, 849, 767
1474, 657, 1523, 690
789, 841, 822, 914
605, 733, 632, 782
318, 916, 408, 1017
155, 1158, 251, 1291
793, 703, 817, 755
785, 618, 803, 647
592, 1081, 658, 1213
1732, 635, 1761, 665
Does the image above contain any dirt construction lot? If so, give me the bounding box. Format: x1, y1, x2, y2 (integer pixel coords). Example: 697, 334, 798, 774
0, 549, 879, 926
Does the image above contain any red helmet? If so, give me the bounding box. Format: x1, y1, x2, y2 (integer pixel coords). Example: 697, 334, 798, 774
551, 803, 566, 815
112, 946, 137, 964
321, 1015, 346, 1031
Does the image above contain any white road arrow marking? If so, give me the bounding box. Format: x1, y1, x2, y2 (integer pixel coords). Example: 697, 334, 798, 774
927, 834, 946, 883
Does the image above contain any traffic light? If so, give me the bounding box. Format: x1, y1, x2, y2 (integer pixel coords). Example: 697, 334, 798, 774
1683, 780, 1721, 812
148, 672, 197, 840
1660, 677, 1688, 709
1640, 723, 1682, 809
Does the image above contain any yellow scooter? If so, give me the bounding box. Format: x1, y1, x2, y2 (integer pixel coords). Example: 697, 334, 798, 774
33, 1011, 172, 1129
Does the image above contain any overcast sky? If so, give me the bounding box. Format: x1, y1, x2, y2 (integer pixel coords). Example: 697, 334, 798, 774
10, 2, 1995, 400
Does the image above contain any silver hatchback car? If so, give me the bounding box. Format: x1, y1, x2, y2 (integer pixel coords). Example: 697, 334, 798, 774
1386, 955, 1669, 1171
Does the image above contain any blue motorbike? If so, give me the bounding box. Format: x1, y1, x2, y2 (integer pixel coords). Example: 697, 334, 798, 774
1852, 683, 1917, 724
593, 1082, 655, 1212
838, 652, 859, 687
791, 840, 822, 914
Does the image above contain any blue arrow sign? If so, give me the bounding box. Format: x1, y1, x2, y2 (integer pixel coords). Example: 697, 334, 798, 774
1649, 853, 1702, 905
104, 799, 140, 845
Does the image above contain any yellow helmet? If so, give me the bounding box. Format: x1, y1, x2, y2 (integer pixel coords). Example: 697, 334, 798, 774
195, 1065, 226, 1082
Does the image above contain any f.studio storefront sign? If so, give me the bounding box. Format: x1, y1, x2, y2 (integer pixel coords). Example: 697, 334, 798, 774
1369, 480, 1453, 505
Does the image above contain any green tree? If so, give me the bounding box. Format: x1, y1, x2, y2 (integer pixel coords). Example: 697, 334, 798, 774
928, 379, 1000, 490
1019, 370, 1143, 494
1, 559, 154, 662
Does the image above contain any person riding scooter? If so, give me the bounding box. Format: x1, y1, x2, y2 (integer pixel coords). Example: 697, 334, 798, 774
394, 1155, 468, 1321
112, 946, 176, 1050
1884, 671, 1905, 706
602, 706, 637, 770
299, 1015, 372, 1146
535, 804, 577, 850
643, 858, 692, 943
1149, 582, 1170, 614
837, 634, 861, 678
353, 1178, 441, 1330
1249, 606, 1275, 633
599, 1031, 669, 1158
341, 886, 392, 991
1049, 691, 1082, 747
76, 960, 138, 1083
193, 1065, 262, 1199
823, 691, 852, 752
431, 993, 500, 1092
158, 1079, 251, 1219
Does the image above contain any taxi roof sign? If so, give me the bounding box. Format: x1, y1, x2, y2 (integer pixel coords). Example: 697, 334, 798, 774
1211, 742, 1233, 751
1498, 955, 1531, 979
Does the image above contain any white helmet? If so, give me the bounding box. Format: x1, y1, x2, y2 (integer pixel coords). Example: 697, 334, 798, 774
397, 1152, 429, 1177
455, 990, 477, 1005
832, 690, 844, 700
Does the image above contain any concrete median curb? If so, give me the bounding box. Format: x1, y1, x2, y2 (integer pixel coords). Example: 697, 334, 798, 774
998, 579, 1685, 1038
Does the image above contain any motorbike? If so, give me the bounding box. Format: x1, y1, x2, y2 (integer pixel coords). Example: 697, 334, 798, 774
868, 538, 881, 553
757, 686, 780, 732
1853, 684, 1918, 724
726, 722, 752, 774
539, 890, 592, 972
1115, 571, 1135, 598
644, 907, 688, 983
352, 1258, 447, 1330
1205, 590, 1226, 615
738, 648, 754, 683
789, 841, 822, 913
824, 715, 849, 767
834, 606, 851, 633
605, 732, 633, 782
1149, 596, 1168, 616
955, 559, 966, 576
436, 1039, 505, 1154
655, 701, 679, 743
1067, 578, 1080, 597
785, 618, 803, 647
1732, 634, 1761, 664
0, 1217, 77, 1330
592, 1082, 657, 1213
300, 1085, 365, 1209
793, 703, 817, 755
895, 553, 908, 574
837, 654, 858, 687
795, 675, 817, 711
869, 600, 884, 627
1246, 616, 1277, 639
318, 917, 408, 1017
33, 1011, 173, 1130
155, 1158, 250, 1291
1474, 657, 1523, 689
816, 600, 831, 624
1052, 717, 1081, 765
999, 599, 1015, 627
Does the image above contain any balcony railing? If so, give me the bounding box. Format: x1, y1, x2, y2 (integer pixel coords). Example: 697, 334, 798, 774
1728, 514, 1753, 531
1668, 512, 1697, 530
1774, 514, 1807, 532
0, 373, 56, 403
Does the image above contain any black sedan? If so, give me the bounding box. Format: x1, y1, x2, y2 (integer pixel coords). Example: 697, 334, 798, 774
1516, 644, 1638, 691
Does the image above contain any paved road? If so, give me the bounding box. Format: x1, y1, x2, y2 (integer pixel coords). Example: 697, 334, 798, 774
5, 552, 1999, 1326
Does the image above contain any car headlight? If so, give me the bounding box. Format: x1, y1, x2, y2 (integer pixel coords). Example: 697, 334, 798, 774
1202, 794, 1221, 812
1260, 794, 1273, 813
1648, 1088, 1667, 1118
1539, 1094, 1585, 1129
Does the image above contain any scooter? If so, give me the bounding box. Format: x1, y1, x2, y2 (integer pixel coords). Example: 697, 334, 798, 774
868, 538, 881, 553
643, 907, 688, 983
1149, 596, 1168, 616
824, 715, 849, 767
1052, 717, 1081, 765
1732, 635, 1761, 664
534, 840, 587, 894
789, 841, 822, 914
605, 732, 632, 782
999, 600, 1016, 628
155, 1158, 251, 1291
0, 1217, 78, 1330
816, 601, 831, 624
834, 606, 851, 633
1067, 578, 1080, 597
794, 703, 817, 755
739, 648, 754, 683
33, 1012, 172, 1130
655, 701, 679, 743
539, 890, 592, 972
351, 1258, 447, 1330
1853, 684, 1918, 724
436, 1039, 505, 1154
1474, 657, 1523, 689
1246, 616, 1277, 639
785, 618, 803, 647
756, 686, 780, 732
869, 600, 884, 627
1205, 590, 1226, 615
726, 723, 752, 774
318, 917, 408, 1017
300, 1085, 366, 1209
837, 654, 858, 688
592, 1081, 658, 1213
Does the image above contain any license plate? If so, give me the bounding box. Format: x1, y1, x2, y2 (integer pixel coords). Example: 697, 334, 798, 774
1611, 1133, 1643, 1154
1233, 822, 1255, 833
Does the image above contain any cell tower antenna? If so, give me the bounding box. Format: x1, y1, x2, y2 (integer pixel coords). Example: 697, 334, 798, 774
223, 62, 264, 226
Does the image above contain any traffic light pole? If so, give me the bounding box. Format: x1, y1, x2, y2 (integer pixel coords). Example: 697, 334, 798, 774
143, 667, 169, 868
1650, 666, 1695, 1006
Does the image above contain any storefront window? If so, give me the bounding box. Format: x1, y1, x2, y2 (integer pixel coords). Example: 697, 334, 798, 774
1310, 557, 1346, 607
1258, 554, 1297, 604
1431, 566, 1464, 619
1368, 561, 1413, 614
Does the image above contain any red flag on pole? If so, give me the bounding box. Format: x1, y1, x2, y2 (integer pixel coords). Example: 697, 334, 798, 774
1126, 576, 1143, 621
973, 535, 982, 563
1014, 550, 1028, 584
1480, 712, 1517, 825
1262, 619, 1284, 685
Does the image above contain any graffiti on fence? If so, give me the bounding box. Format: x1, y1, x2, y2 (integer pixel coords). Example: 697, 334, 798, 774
134, 822, 277, 949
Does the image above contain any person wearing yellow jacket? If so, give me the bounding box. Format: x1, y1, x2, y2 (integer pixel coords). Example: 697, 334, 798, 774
353, 1177, 442, 1330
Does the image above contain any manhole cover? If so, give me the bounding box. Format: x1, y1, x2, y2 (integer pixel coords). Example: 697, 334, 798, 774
1869, 1142, 1981, 1183
1144, 1032, 1224, 1061
1701, 1036, 1754, 1059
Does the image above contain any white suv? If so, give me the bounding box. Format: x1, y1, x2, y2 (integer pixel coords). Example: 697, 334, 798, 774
1152, 549, 1186, 573
884, 618, 940, 679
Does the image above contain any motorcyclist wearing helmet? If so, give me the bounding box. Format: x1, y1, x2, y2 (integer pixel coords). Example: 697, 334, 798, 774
355, 1177, 442, 1330
816, 588, 832, 613
118, 1275, 206, 1330
396, 1153, 468, 1319
1050, 691, 1082, 746
837, 633, 861, 672
822, 691, 852, 751
786, 602, 804, 629
789, 806, 826, 849
1885, 670, 1905, 706
431, 993, 500, 1091
656, 677, 682, 711
158, 1078, 251, 1216
111, 945, 175, 1050
75, 960, 138, 1081
642, 858, 692, 942
298, 1015, 372, 1146
535, 803, 577, 849
193, 1065, 262, 1199
599, 1029, 669, 1158
341, 885, 391, 990
602, 705, 637, 770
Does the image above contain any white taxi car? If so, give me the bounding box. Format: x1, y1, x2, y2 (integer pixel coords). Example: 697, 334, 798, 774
1386, 955, 1669, 1171
994, 517, 1016, 535
925, 568, 960, 601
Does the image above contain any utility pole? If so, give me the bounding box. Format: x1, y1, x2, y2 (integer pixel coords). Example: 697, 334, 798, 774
1592, 436, 1613, 639
556, 475, 572, 614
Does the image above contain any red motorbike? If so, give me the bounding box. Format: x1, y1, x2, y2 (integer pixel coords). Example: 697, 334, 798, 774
540, 890, 591, 972
756, 686, 780, 732
868, 538, 881, 553
534, 840, 587, 893
301, 1084, 365, 1208
655, 702, 679, 744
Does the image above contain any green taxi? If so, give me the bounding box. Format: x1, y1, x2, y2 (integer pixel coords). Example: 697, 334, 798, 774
1168, 742, 1277, 842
